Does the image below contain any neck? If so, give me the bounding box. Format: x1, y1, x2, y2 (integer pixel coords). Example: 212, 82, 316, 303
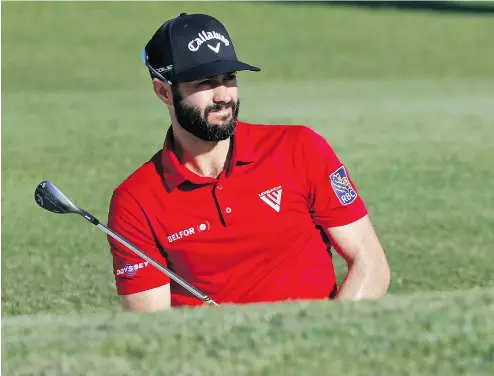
171, 124, 231, 179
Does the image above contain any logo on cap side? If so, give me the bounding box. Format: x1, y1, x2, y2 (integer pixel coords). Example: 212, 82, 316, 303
157, 65, 173, 73
188, 30, 230, 53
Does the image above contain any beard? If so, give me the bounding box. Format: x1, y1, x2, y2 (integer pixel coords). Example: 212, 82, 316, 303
172, 87, 240, 142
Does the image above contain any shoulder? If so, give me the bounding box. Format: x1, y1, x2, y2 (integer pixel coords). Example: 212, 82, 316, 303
237, 120, 310, 134
110, 150, 163, 203
237, 120, 327, 143
237, 120, 332, 151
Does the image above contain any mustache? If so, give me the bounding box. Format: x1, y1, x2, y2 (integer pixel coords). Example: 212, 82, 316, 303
204, 101, 235, 116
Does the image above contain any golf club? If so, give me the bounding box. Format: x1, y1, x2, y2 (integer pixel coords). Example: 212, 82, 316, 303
34, 180, 219, 306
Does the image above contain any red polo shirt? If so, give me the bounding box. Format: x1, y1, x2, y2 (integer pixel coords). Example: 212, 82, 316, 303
107, 121, 367, 307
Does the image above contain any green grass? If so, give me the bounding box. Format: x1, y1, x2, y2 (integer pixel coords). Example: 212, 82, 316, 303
3, 288, 494, 376
2, 1, 494, 374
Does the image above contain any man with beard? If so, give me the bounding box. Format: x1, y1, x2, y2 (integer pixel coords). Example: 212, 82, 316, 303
107, 13, 391, 311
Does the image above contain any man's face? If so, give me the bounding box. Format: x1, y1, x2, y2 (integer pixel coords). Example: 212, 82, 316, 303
171, 72, 240, 142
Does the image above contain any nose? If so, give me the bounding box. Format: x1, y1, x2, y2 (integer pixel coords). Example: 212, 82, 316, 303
212, 85, 232, 104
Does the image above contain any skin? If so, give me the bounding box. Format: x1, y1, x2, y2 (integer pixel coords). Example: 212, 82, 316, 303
120, 73, 391, 312
327, 216, 390, 300
158, 72, 238, 179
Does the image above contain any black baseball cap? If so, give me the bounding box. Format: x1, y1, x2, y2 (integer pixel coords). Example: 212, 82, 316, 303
142, 12, 260, 84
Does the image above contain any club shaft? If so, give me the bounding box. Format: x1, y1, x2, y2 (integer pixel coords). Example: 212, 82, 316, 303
96, 223, 219, 306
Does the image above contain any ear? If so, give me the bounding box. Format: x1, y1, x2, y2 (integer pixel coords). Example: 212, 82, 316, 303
152, 78, 173, 106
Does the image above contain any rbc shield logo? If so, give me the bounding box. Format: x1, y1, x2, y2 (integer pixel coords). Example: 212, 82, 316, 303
330, 166, 358, 205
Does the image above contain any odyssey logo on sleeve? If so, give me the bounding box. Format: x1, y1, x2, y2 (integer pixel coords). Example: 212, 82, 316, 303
116, 261, 149, 277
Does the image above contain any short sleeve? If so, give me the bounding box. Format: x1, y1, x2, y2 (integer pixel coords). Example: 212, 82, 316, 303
107, 188, 170, 295
300, 127, 368, 228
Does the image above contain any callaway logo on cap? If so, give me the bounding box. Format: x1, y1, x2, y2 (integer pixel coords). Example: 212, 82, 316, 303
142, 13, 260, 83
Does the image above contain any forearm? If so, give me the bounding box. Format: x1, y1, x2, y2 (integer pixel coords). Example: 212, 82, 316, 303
335, 257, 390, 300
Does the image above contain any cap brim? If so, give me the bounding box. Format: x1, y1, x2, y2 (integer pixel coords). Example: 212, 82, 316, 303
172, 59, 260, 82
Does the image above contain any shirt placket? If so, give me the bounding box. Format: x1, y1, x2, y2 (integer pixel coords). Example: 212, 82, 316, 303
213, 177, 233, 227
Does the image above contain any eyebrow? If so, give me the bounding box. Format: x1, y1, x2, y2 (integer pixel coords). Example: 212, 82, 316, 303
197, 72, 237, 81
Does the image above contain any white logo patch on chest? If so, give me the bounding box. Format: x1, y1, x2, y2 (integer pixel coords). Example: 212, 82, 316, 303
167, 221, 210, 243
259, 185, 283, 212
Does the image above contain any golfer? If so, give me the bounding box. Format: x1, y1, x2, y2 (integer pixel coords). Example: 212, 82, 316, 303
107, 12, 391, 311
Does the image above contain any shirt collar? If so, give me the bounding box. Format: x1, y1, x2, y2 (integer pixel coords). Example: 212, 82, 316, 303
161, 121, 255, 191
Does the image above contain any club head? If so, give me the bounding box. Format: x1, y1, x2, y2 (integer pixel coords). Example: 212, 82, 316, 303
34, 181, 81, 215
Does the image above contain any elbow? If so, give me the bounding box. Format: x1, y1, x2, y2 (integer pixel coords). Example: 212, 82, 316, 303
382, 262, 392, 292
363, 255, 391, 299
376, 256, 391, 296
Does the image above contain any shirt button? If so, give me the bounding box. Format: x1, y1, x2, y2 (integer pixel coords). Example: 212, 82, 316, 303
217, 184, 223, 190
225, 207, 232, 214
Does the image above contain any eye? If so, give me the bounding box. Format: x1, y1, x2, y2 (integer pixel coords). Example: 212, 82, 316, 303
198, 79, 213, 87
226, 73, 237, 81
